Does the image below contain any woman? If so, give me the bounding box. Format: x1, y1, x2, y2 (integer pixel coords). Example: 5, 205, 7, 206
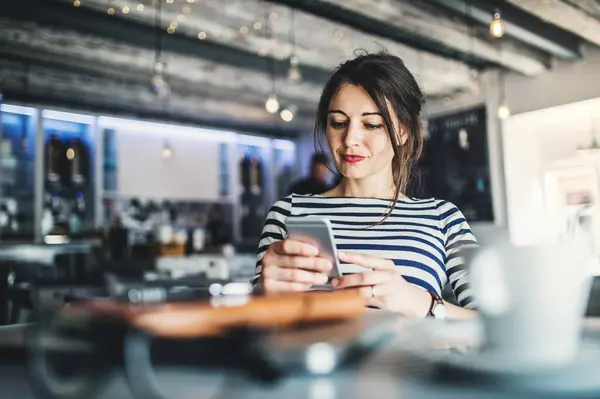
253, 52, 478, 319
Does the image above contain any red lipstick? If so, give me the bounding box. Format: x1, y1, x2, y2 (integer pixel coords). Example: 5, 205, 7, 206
342, 154, 366, 164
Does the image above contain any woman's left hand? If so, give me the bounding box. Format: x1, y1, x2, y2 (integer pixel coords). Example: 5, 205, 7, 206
331, 251, 430, 316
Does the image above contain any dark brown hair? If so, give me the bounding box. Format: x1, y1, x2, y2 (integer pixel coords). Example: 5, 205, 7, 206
314, 51, 425, 221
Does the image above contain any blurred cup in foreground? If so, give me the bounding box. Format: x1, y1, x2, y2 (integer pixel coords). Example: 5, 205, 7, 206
469, 238, 594, 371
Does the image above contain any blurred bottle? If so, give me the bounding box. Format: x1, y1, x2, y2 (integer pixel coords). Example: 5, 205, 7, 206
44, 134, 63, 184
67, 137, 90, 186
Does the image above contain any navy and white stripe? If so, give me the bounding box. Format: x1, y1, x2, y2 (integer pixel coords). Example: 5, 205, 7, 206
253, 194, 478, 309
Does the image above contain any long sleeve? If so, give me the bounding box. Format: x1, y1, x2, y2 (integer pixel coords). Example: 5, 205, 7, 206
251, 195, 292, 285
439, 201, 479, 309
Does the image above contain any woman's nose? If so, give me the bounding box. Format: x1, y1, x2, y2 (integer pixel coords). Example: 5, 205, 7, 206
343, 121, 363, 148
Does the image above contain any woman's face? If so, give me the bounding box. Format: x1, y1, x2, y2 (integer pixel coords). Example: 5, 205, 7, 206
326, 84, 401, 181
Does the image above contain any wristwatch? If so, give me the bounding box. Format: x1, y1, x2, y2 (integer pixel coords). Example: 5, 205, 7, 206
427, 291, 447, 320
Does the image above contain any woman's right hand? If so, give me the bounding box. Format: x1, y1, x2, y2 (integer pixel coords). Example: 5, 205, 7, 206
260, 240, 333, 293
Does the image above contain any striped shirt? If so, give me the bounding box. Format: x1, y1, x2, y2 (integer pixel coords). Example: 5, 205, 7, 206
253, 194, 478, 309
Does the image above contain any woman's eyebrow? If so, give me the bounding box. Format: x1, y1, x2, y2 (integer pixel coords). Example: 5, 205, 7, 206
327, 110, 382, 117
362, 112, 382, 116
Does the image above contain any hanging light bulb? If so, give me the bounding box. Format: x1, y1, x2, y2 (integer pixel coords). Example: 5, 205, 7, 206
151, 62, 170, 99
489, 12, 504, 38
280, 105, 297, 122
287, 55, 302, 83
162, 146, 173, 160
498, 104, 510, 120
162, 139, 174, 160
265, 93, 280, 114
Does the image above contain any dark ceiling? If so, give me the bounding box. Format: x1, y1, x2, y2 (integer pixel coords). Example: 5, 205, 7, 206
0, 0, 598, 137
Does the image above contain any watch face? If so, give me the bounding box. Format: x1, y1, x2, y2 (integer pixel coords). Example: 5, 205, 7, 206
433, 303, 447, 320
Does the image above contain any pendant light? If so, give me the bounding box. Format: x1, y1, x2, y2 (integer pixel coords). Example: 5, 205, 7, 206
265, 94, 280, 114
151, 61, 170, 99
150, 0, 170, 99
490, 10, 504, 38
280, 105, 297, 122
497, 104, 510, 120
497, 45, 510, 120
287, 56, 301, 83
162, 139, 174, 160
264, 7, 279, 114
287, 8, 302, 83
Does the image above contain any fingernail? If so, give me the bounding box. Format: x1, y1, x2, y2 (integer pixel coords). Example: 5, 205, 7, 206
331, 278, 339, 287
338, 251, 347, 259
309, 246, 319, 255
318, 274, 328, 284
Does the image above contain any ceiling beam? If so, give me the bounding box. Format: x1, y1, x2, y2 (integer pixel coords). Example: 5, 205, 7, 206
0, 57, 311, 136
0, 50, 242, 110
429, 0, 583, 59
0, 15, 322, 108
266, 0, 494, 69
506, 0, 600, 47
312, 0, 549, 76
0, 43, 317, 113
0, 0, 331, 84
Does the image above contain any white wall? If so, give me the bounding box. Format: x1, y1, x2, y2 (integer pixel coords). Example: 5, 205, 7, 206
116, 128, 222, 201
501, 44, 600, 243
426, 42, 600, 244
505, 44, 600, 115
503, 97, 600, 244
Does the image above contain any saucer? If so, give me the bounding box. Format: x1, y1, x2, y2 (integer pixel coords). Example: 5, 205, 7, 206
406, 340, 600, 395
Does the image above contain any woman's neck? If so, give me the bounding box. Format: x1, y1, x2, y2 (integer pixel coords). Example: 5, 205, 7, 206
330, 176, 403, 200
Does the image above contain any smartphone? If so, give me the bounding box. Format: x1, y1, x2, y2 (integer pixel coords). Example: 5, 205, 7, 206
285, 216, 341, 278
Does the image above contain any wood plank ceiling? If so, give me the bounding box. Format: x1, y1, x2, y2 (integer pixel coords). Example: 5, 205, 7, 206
0, 0, 597, 136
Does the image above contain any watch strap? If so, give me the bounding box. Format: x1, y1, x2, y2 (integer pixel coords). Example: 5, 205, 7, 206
426, 291, 443, 317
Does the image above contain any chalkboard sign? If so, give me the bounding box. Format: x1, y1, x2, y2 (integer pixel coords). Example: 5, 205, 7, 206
416, 106, 494, 222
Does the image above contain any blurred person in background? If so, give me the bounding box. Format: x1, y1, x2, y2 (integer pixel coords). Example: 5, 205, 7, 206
253, 52, 478, 320
287, 152, 331, 195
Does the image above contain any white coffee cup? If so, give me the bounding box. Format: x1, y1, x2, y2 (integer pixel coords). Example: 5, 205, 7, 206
469, 238, 593, 370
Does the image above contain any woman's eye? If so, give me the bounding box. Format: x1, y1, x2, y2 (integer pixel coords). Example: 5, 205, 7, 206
329, 120, 347, 129
365, 123, 384, 130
